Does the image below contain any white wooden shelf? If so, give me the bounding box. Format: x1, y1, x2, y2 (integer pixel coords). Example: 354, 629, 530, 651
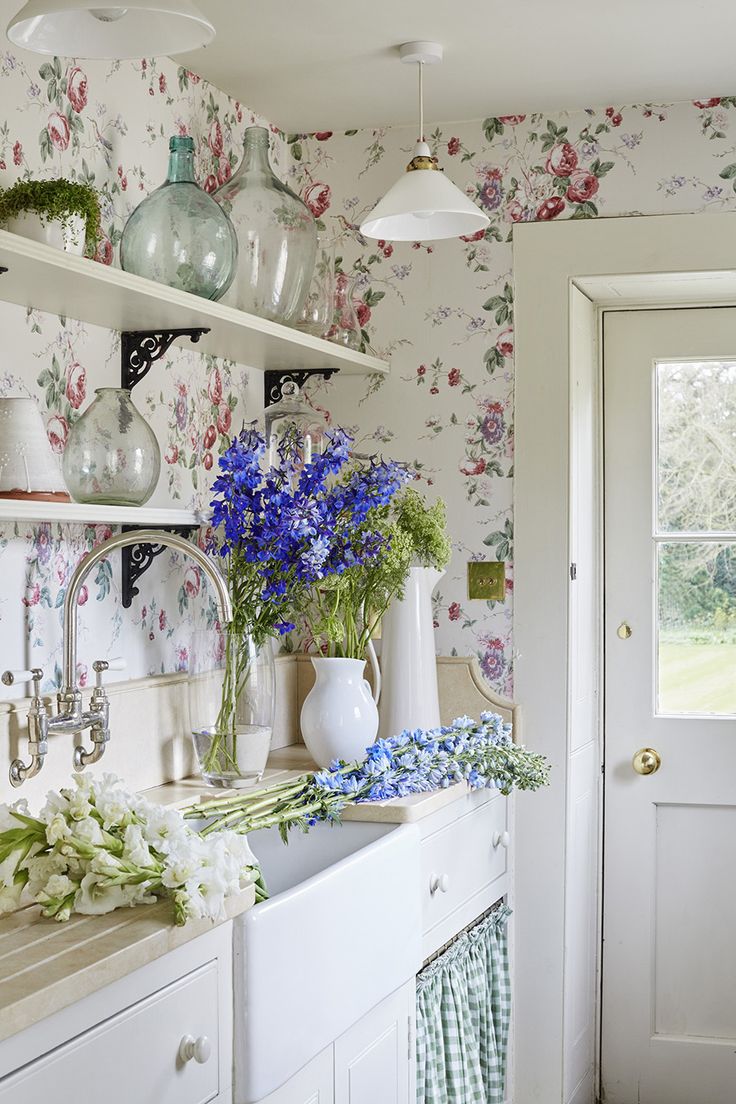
0, 501, 209, 527
0, 230, 389, 378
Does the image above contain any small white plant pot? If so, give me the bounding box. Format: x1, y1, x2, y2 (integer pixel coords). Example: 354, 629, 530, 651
4, 211, 86, 255
0, 397, 69, 501
300, 657, 380, 768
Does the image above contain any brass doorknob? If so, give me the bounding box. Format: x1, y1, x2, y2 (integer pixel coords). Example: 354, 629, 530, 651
632, 747, 661, 775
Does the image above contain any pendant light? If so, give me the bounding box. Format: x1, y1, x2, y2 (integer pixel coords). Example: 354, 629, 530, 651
360, 42, 490, 242
6, 0, 215, 58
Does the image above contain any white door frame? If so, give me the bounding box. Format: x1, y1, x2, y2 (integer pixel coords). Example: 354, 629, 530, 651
512, 212, 736, 1104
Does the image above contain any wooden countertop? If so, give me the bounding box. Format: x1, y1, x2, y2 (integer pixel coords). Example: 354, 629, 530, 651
0, 886, 254, 1044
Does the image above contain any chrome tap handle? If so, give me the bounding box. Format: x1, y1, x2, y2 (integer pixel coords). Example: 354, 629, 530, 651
2, 668, 49, 787
2, 668, 42, 691
73, 658, 123, 771
92, 657, 126, 689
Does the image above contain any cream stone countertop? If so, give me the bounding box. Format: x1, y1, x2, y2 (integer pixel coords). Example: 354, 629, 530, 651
0, 883, 254, 1044
0, 721, 502, 1046
147, 743, 494, 824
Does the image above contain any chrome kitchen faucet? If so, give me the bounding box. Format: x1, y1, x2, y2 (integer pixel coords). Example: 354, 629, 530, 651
3, 529, 232, 786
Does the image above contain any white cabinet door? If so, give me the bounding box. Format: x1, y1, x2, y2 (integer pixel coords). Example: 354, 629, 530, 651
334, 984, 414, 1104
603, 307, 736, 1103
258, 1046, 334, 1104
0, 961, 222, 1104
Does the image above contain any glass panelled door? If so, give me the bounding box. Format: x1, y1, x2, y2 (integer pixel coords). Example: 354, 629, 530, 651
603, 308, 736, 1104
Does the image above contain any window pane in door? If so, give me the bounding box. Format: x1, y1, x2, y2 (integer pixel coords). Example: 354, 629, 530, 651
657, 360, 736, 533
657, 541, 736, 714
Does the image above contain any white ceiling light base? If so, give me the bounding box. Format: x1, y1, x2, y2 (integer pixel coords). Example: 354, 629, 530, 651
399, 40, 443, 66
7, 0, 215, 58
360, 40, 490, 243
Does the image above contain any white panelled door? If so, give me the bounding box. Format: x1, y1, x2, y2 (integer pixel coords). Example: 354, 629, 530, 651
603, 307, 736, 1104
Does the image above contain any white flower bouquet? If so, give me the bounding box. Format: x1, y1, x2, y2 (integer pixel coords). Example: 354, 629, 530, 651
0, 773, 264, 925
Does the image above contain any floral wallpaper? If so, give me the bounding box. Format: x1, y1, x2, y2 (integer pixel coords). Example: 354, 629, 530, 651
1, 37, 736, 704
0, 47, 274, 696
282, 98, 736, 696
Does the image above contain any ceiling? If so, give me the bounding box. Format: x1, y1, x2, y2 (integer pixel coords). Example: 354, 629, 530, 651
171, 0, 730, 132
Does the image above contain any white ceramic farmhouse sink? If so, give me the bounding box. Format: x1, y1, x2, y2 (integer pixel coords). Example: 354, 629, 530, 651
233, 819, 422, 1103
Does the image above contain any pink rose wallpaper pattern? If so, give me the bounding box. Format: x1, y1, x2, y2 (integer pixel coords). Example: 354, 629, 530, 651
0, 49, 270, 695
280, 100, 736, 696
0, 39, 735, 700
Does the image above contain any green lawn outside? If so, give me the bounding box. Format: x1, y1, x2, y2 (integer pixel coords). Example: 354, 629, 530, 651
659, 643, 736, 714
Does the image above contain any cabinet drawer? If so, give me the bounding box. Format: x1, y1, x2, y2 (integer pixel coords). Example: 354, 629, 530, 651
0, 960, 221, 1104
421, 792, 508, 954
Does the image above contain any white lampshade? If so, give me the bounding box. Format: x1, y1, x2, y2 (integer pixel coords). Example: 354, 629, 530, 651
7, 0, 215, 58
360, 141, 490, 242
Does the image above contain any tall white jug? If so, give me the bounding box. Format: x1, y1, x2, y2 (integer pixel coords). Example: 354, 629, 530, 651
378, 566, 445, 738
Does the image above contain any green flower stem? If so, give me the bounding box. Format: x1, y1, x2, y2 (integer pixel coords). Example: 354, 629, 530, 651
185, 776, 308, 818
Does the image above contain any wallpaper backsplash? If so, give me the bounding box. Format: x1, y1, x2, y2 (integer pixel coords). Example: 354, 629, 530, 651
0, 42, 734, 702
0, 49, 274, 697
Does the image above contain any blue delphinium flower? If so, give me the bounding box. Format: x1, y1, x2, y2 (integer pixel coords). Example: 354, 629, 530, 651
209, 422, 409, 645
310, 713, 518, 805
190, 714, 550, 842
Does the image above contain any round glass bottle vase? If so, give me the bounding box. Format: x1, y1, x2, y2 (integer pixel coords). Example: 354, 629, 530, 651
62, 388, 160, 506
189, 628, 276, 787
120, 135, 237, 301
215, 126, 317, 324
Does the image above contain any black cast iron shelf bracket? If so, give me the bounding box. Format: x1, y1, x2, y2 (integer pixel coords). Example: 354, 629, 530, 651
120, 523, 200, 609
118, 328, 209, 603
121, 327, 210, 391
264, 368, 338, 408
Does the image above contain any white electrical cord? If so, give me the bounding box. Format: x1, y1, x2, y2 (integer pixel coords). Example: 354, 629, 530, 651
418, 61, 424, 142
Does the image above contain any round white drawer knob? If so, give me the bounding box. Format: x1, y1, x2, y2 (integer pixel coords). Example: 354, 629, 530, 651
179, 1034, 212, 1064
492, 830, 510, 849
429, 872, 450, 895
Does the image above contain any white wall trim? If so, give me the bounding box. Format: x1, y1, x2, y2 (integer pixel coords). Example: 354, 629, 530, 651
512, 211, 736, 1104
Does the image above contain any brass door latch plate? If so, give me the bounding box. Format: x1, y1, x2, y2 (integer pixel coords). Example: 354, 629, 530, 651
467, 561, 506, 601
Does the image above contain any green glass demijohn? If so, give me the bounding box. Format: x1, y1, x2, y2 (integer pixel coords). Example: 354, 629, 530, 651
120, 135, 237, 301
215, 126, 317, 324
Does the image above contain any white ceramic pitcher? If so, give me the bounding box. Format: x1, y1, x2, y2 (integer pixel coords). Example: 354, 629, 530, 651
378, 565, 445, 738
300, 648, 381, 768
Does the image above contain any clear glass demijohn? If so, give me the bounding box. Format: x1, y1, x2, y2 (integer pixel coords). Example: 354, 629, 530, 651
215, 126, 318, 324
120, 135, 237, 301
62, 388, 161, 506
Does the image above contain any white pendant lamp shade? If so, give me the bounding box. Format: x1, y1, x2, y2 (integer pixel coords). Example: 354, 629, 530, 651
360, 141, 490, 242
359, 42, 490, 242
7, 0, 215, 58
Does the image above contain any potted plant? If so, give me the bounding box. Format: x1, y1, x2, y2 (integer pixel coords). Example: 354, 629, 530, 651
0, 178, 102, 257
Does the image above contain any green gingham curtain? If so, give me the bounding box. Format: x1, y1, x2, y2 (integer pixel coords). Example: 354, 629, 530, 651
416, 905, 512, 1104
